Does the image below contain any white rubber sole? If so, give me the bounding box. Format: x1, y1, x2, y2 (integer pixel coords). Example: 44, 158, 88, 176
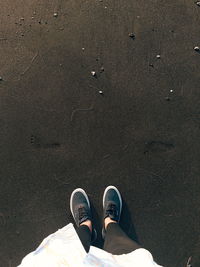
103, 185, 122, 215
70, 188, 90, 221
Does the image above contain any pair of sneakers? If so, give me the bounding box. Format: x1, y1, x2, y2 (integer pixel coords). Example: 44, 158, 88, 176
70, 185, 122, 241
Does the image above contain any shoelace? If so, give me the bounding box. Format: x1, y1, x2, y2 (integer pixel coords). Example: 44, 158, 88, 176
106, 203, 118, 217
78, 207, 88, 221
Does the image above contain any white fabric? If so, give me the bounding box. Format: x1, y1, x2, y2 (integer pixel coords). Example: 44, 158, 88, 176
18, 223, 163, 267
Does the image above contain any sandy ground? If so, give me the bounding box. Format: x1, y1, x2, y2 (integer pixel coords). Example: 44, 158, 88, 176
0, 0, 200, 266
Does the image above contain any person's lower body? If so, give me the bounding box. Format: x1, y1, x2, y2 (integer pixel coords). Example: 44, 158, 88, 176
103, 222, 141, 254
71, 186, 141, 255
76, 225, 91, 253
76, 222, 141, 254
70, 188, 96, 253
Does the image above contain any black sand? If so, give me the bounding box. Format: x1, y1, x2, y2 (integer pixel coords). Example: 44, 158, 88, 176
0, 0, 200, 266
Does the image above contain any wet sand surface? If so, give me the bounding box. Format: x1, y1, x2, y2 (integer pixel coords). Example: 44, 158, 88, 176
0, 0, 200, 266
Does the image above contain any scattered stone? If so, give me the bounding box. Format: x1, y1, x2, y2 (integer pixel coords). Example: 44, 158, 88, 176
149, 63, 154, 68
100, 66, 104, 72
105, 6, 107, 8
186, 256, 192, 267
38, 21, 42, 24
170, 89, 173, 93
99, 90, 103, 94
53, 12, 58, 17
21, 34, 24, 37
82, 47, 85, 51
0, 77, 3, 81
91, 71, 96, 77
156, 54, 161, 59
194, 46, 200, 52
31, 16, 34, 19
20, 17, 24, 21
129, 33, 135, 39
196, 1, 200, 7
165, 96, 170, 101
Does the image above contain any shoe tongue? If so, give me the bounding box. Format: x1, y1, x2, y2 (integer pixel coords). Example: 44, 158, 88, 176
78, 207, 91, 224
108, 213, 117, 220
79, 216, 89, 224
106, 204, 118, 221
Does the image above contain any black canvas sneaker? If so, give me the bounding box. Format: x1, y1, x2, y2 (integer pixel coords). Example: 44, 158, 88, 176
102, 185, 122, 239
70, 188, 97, 242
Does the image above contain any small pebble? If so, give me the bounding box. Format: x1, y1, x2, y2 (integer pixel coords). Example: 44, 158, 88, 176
91, 71, 96, 76
194, 46, 200, 52
20, 17, 24, 21
165, 96, 170, 101
31, 16, 34, 19
82, 47, 85, 51
99, 90, 103, 94
170, 89, 173, 93
53, 12, 58, 17
105, 6, 108, 9
156, 54, 161, 59
149, 63, 154, 68
100, 66, 104, 72
196, 1, 200, 6
0, 77, 3, 81
129, 33, 135, 39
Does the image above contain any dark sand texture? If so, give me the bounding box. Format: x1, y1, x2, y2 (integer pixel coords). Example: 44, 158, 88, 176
0, 0, 200, 266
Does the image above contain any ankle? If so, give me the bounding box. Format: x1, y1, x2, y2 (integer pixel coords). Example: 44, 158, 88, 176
80, 219, 92, 233
104, 217, 117, 230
